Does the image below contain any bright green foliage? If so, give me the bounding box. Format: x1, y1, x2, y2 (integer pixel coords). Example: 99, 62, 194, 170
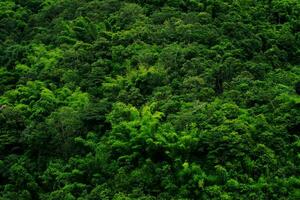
0, 0, 300, 199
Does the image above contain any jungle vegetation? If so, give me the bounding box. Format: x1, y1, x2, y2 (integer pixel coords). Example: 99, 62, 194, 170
0, 0, 300, 199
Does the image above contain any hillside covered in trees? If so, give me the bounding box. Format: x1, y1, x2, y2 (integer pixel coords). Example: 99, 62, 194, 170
1, 0, 300, 199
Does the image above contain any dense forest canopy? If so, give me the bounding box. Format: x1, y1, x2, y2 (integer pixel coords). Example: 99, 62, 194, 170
0, 0, 300, 199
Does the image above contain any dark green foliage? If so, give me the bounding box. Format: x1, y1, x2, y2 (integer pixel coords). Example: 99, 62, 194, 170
296, 81, 300, 95
0, 0, 300, 199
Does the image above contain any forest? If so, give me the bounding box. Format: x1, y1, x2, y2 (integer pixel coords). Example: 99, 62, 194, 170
0, 0, 300, 199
